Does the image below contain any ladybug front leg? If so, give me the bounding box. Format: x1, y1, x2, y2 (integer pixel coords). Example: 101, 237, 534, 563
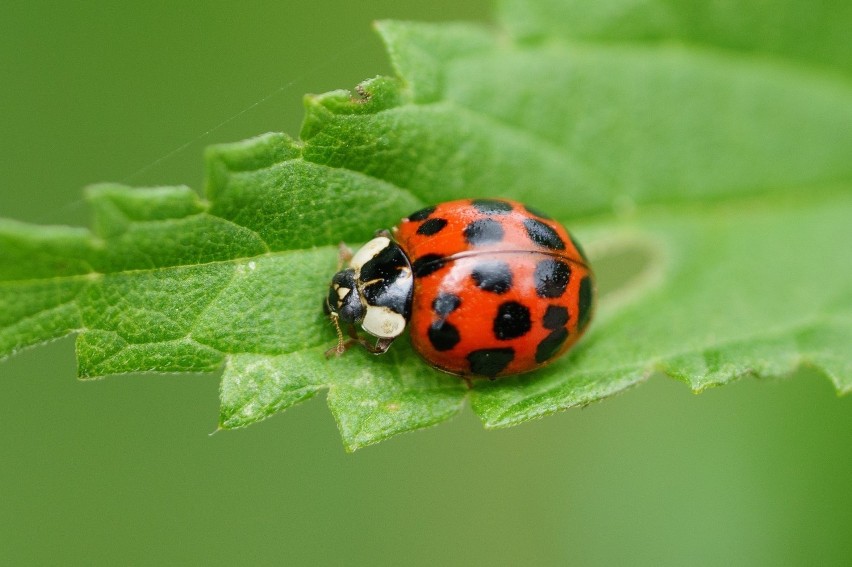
360, 336, 394, 355
324, 329, 362, 358
344, 324, 394, 355
324, 324, 395, 358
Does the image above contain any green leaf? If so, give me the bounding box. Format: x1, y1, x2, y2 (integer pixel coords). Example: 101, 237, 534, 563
498, 0, 852, 78
1, 0, 850, 450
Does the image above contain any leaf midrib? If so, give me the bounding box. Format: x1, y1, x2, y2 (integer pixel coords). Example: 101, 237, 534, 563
4, 179, 848, 289
0, 245, 337, 286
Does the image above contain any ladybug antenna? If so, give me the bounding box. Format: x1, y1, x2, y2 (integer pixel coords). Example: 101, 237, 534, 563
330, 313, 345, 355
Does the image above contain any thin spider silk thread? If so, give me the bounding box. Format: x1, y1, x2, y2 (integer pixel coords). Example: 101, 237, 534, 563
29, 36, 370, 225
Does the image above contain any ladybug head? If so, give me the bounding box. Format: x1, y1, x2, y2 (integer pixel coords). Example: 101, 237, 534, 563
324, 268, 366, 325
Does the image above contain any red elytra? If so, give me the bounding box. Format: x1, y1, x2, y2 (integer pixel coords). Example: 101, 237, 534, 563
324, 198, 594, 379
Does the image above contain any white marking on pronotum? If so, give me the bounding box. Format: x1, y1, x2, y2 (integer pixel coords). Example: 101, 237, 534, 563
336, 286, 350, 299
361, 305, 406, 338
349, 237, 390, 271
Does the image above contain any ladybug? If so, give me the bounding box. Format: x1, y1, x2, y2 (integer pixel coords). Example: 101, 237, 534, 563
324, 198, 594, 379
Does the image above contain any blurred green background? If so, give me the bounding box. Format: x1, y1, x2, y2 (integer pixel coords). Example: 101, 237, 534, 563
1, 2, 851, 565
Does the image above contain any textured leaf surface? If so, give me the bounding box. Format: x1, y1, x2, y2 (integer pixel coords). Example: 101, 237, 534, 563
1, 0, 850, 449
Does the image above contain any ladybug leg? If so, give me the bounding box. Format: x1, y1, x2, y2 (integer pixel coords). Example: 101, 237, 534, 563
325, 324, 395, 358
324, 343, 346, 358
324, 315, 349, 358
324, 317, 364, 358
361, 337, 394, 355
346, 324, 394, 355
336, 242, 354, 270
324, 337, 363, 358
373, 228, 393, 239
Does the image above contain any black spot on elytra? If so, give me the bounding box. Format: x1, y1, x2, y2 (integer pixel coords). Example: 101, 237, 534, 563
428, 320, 460, 351
535, 328, 568, 363
412, 254, 446, 277
542, 305, 569, 329
534, 259, 571, 298
493, 301, 532, 340
407, 206, 435, 222
523, 204, 552, 220
432, 293, 461, 317
524, 218, 565, 250
471, 199, 513, 214
471, 261, 513, 294
417, 217, 448, 236
467, 348, 515, 377
578, 276, 594, 330
463, 218, 504, 245
569, 233, 589, 263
